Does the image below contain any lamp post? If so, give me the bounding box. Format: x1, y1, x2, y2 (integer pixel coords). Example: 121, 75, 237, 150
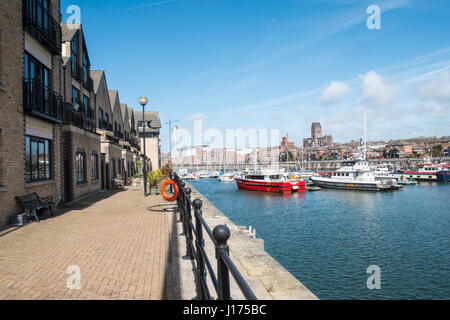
139, 96, 149, 196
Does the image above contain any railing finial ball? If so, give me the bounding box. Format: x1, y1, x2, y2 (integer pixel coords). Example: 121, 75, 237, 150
186, 187, 192, 195
193, 198, 202, 209
213, 225, 230, 244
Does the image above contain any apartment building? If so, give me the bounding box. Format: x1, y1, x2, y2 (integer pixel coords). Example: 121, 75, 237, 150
61, 23, 101, 202
108, 90, 125, 181
91, 69, 117, 190
119, 104, 134, 185
0, 0, 64, 226
137, 111, 161, 171
127, 107, 142, 175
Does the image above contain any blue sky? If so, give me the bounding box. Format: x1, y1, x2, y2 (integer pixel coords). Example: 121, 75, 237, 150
61, 0, 450, 151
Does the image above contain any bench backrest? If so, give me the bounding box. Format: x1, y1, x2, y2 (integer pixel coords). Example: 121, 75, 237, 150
16, 193, 40, 210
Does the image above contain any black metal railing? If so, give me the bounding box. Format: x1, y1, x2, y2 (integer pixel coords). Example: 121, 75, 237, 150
23, 79, 62, 123
115, 131, 123, 140
105, 132, 120, 144
173, 172, 257, 300
23, 0, 61, 54
63, 103, 96, 133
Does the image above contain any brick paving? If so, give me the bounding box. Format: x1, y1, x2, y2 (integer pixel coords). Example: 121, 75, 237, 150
0, 187, 174, 300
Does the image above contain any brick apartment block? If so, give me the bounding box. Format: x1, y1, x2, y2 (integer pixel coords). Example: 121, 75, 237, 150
0, 0, 159, 227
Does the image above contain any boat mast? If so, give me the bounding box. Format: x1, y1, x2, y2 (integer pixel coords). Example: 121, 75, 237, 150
364, 111, 367, 161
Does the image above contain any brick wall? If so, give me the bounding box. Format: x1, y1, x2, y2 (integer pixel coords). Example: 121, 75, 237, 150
63, 126, 101, 200
0, 0, 25, 226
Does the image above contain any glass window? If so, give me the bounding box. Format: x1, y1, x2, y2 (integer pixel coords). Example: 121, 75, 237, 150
25, 135, 52, 182
83, 95, 89, 117
76, 151, 86, 183
91, 153, 99, 180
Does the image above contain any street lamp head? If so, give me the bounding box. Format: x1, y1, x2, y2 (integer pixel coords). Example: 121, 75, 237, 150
139, 96, 148, 107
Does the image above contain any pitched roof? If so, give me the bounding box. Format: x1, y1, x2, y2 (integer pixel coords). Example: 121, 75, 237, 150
127, 108, 134, 126
61, 23, 80, 42
135, 111, 161, 128
108, 90, 118, 107
120, 103, 128, 121
90, 70, 104, 94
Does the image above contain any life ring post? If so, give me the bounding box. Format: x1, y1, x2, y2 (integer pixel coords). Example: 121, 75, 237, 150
161, 180, 179, 202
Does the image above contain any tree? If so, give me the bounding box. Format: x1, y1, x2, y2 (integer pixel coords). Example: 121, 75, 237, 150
432, 145, 443, 157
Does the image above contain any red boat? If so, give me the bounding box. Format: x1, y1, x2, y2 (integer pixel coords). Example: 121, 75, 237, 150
235, 169, 306, 193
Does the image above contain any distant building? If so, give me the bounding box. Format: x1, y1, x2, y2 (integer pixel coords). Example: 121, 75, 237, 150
137, 112, 161, 170
303, 122, 333, 149
384, 141, 413, 158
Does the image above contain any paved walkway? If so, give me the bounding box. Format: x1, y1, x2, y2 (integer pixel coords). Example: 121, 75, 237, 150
0, 187, 174, 300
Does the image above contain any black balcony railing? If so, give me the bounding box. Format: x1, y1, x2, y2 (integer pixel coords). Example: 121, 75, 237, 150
72, 63, 83, 82
23, 79, 62, 123
99, 119, 112, 131
23, 0, 61, 54
63, 103, 96, 133
115, 131, 123, 140
173, 172, 258, 300
105, 132, 120, 144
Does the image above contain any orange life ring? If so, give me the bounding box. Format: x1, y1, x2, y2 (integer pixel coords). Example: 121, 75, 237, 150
161, 180, 179, 202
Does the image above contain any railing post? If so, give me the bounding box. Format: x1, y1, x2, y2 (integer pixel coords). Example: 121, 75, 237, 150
183, 187, 194, 260
193, 198, 207, 300
213, 225, 231, 300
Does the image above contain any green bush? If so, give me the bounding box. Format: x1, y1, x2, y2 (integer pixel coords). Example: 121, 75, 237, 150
147, 169, 163, 188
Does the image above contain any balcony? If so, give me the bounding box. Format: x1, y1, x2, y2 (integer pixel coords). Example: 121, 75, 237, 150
23, 79, 62, 123
115, 131, 124, 140
23, 0, 61, 54
105, 132, 120, 144
63, 101, 96, 133
99, 120, 113, 131
72, 63, 83, 82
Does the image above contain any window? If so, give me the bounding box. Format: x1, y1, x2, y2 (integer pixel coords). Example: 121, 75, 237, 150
72, 86, 80, 105
25, 136, 52, 182
83, 95, 89, 117
71, 31, 79, 75
76, 150, 87, 184
91, 152, 99, 180
98, 108, 104, 127
82, 49, 89, 83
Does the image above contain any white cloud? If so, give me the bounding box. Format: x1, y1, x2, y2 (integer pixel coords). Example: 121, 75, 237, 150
188, 113, 208, 121
419, 100, 447, 117
320, 81, 350, 105
296, 105, 308, 111
360, 71, 401, 108
418, 71, 450, 101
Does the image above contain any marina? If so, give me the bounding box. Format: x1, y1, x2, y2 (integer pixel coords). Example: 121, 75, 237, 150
189, 178, 450, 299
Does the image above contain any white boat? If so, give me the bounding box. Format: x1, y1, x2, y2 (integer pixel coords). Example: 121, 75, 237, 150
218, 172, 235, 182
310, 161, 400, 191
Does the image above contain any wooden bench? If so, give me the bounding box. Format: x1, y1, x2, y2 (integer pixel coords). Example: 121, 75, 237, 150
16, 193, 54, 223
